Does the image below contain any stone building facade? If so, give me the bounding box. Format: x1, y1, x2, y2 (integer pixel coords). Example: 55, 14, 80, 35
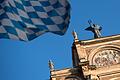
49, 29, 120, 80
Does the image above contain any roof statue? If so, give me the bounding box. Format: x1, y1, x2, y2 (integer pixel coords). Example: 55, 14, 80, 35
48, 60, 54, 71
85, 20, 102, 38
72, 30, 79, 42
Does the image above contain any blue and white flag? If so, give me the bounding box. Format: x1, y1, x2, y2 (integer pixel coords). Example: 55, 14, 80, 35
0, 0, 70, 41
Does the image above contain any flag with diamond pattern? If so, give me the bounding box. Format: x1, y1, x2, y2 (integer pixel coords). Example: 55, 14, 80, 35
0, 0, 70, 41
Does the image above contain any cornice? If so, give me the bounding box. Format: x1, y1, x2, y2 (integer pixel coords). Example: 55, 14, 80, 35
80, 34, 120, 46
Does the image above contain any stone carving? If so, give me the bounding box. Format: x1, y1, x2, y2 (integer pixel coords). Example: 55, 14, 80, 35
72, 30, 78, 40
48, 60, 54, 71
93, 49, 120, 67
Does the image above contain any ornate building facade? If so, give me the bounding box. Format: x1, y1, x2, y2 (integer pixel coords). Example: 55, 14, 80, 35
49, 22, 120, 80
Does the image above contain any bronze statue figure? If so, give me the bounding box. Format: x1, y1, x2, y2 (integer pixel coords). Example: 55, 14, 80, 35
85, 20, 102, 38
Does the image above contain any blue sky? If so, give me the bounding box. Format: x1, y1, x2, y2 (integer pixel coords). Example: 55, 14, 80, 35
1, 0, 120, 80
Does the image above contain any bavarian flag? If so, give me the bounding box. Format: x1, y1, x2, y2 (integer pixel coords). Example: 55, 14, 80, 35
0, 0, 70, 41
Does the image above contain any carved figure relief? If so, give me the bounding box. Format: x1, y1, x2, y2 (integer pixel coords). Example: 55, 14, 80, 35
93, 49, 120, 67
